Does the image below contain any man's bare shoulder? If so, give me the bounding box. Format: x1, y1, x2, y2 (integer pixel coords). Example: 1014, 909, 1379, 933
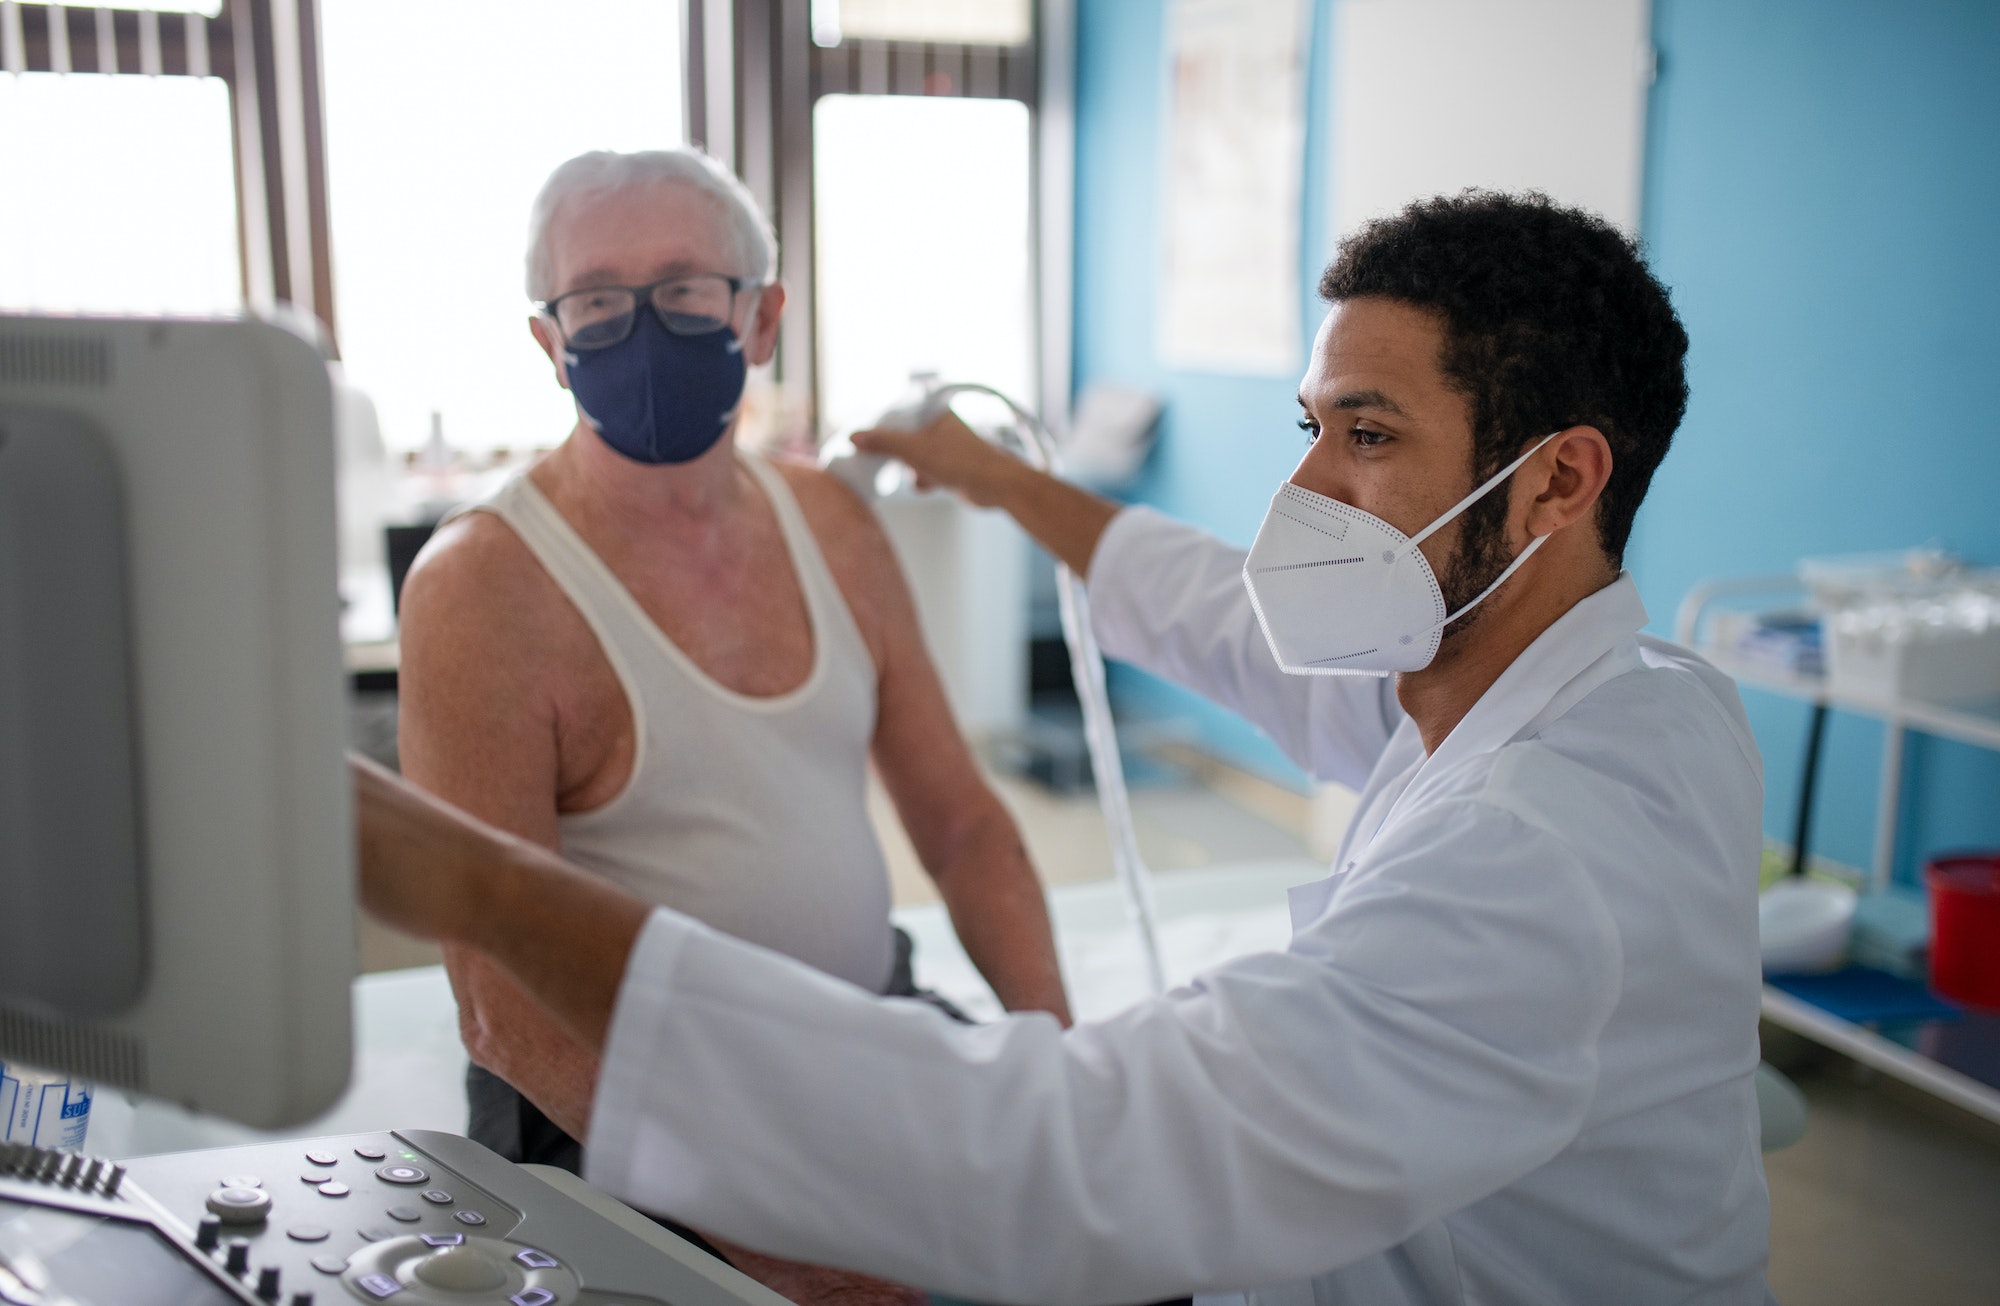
398, 510, 574, 654
767, 455, 912, 657
768, 454, 899, 571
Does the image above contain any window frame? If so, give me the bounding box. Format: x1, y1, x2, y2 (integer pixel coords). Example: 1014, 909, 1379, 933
4, 1, 338, 344
686, 0, 1073, 439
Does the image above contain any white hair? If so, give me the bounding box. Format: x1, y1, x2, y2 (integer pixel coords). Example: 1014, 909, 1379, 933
524, 148, 778, 301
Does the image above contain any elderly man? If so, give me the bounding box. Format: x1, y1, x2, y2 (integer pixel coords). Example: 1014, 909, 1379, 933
395, 148, 1069, 1303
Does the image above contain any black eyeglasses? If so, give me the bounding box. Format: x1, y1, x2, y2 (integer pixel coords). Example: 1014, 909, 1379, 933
539, 273, 755, 350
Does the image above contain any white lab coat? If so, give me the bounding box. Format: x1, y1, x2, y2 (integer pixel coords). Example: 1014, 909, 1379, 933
586, 506, 1772, 1305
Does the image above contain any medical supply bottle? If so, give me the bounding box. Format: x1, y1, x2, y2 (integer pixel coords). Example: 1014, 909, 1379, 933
0, 1061, 92, 1151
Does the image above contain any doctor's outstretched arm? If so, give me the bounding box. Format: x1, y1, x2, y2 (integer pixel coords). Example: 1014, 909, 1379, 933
852, 412, 1119, 576
353, 754, 1617, 1305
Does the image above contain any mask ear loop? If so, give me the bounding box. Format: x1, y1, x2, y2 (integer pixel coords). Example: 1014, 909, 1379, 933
1397, 429, 1565, 630
1399, 429, 1565, 558
1438, 531, 1549, 627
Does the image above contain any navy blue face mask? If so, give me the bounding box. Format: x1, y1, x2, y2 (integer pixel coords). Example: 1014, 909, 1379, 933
563, 309, 748, 465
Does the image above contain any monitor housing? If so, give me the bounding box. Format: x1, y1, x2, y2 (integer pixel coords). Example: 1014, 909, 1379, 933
0, 313, 353, 1128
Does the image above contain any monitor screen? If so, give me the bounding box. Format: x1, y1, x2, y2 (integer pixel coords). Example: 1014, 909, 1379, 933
0, 1195, 246, 1305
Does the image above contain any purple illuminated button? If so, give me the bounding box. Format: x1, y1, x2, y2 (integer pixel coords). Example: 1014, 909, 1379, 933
356, 1272, 402, 1299
375, 1164, 429, 1186
510, 1290, 557, 1306
514, 1248, 560, 1270
419, 1232, 465, 1248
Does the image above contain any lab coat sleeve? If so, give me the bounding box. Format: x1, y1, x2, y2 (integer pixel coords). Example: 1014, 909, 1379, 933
1085, 506, 1402, 790
585, 798, 1624, 1305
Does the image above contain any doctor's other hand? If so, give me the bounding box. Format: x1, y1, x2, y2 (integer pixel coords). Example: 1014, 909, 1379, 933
850, 408, 1024, 508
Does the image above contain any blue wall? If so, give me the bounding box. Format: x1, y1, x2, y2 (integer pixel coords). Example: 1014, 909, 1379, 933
1074, 0, 2000, 875
1635, 0, 2000, 882
1074, 0, 1337, 784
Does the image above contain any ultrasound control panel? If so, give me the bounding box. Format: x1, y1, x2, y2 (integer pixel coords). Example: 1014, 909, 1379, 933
0, 1130, 788, 1306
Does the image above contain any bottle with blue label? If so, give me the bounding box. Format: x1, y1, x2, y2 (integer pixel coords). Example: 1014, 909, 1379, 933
0, 1061, 93, 1151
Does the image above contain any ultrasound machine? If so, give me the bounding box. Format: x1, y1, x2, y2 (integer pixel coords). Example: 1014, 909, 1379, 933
0, 313, 786, 1306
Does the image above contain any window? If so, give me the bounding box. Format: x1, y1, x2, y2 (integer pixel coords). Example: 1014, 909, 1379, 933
812, 93, 1033, 435
0, 70, 238, 314
318, 0, 682, 455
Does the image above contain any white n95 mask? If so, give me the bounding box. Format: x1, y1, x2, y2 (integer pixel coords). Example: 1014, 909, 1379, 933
1242, 431, 1561, 676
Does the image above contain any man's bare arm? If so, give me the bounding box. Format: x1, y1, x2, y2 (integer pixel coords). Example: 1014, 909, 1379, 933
786, 466, 1070, 1024
396, 520, 606, 1136
852, 410, 1120, 578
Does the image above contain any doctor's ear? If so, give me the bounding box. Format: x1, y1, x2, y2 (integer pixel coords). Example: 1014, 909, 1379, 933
529, 314, 571, 392
1522, 425, 1613, 539
742, 282, 786, 368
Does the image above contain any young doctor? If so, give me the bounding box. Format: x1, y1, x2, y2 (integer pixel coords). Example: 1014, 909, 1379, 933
355, 192, 1772, 1305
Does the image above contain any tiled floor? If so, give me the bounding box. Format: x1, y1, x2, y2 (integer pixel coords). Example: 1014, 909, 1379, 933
1763, 1041, 2000, 1304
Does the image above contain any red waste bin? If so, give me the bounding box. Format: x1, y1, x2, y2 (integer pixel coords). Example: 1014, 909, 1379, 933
1928, 852, 2000, 1013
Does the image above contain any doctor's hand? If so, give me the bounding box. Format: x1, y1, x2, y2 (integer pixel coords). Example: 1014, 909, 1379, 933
850, 408, 1024, 508
853, 410, 1121, 578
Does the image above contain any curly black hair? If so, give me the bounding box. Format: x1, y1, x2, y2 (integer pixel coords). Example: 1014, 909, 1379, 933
1318, 191, 1688, 566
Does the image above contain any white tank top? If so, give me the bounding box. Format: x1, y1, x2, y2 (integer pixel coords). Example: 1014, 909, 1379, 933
457, 453, 898, 994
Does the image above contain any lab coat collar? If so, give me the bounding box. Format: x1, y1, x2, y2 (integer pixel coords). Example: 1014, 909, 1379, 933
1397, 572, 1649, 811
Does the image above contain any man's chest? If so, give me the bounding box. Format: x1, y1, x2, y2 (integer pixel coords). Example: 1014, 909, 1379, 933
589, 524, 820, 697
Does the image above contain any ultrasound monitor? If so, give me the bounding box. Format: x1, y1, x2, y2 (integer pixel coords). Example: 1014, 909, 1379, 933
0, 312, 354, 1128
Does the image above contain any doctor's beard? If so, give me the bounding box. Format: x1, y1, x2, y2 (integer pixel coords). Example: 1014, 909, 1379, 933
1435, 489, 1515, 644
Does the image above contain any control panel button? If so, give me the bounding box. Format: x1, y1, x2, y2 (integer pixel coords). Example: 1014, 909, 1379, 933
414, 1246, 508, 1292
375, 1163, 429, 1186
206, 1187, 273, 1223
301, 1172, 332, 1184
286, 1225, 330, 1243
451, 1209, 486, 1227
316, 1181, 351, 1198
256, 1265, 282, 1300
303, 1150, 338, 1168
419, 1189, 454, 1205
195, 1216, 222, 1251
354, 1272, 402, 1299
353, 1145, 387, 1161
419, 1233, 464, 1248
511, 1289, 558, 1306
514, 1248, 560, 1270
309, 1254, 347, 1275
226, 1240, 252, 1274
220, 1174, 263, 1189
385, 1205, 421, 1223
357, 1226, 393, 1243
